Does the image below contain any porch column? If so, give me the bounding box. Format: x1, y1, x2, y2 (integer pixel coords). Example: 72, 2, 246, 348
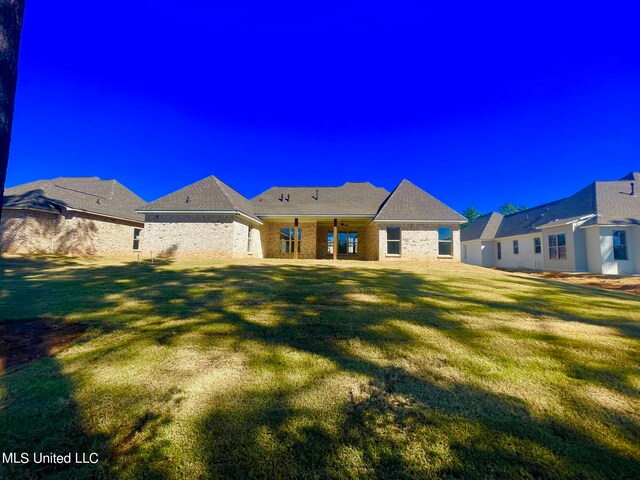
333, 218, 338, 260
293, 218, 299, 260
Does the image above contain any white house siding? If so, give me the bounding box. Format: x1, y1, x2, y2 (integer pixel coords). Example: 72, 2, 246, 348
462, 240, 498, 267
585, 227, 603, 273
598, 227, 637, 274
144, 213, 235, 258
377, 223, 461, 261
232, 219, 264, 258
494, 235, 543, 270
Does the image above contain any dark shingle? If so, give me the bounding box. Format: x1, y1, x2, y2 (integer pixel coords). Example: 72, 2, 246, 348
374, 179, 466, 222
139, 176, 260, 222
252, 182, 390, 216
3, 177, 145, 223
461, 212, 503, 241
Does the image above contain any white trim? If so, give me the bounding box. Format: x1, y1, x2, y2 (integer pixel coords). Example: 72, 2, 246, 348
256, 214, 375, 219
535, 214, 596, 230
580, 223, 638, 229
138, 209, 263, 225
373, 219, 467, 224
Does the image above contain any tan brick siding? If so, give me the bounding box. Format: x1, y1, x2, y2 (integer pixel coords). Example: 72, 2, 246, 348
263, 221, 317, 259
0, 209, 143, 257
315, 225, 370, 260
377, 223, 461, 261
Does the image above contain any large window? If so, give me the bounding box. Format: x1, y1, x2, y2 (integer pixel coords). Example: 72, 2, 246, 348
548, 233, 566, 260
328, 232, 358, 255
280, 228, 301, 253
613, 230, 628, 260
513, 240, 519, 255
387, 226, 401, 255
132, 228, 141, 250
497, 242, 502, 260
534, 237, 541, 254
438, 227, 453, 256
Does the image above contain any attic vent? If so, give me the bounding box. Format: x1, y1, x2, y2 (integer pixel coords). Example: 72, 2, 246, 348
631, 182, 636, 196
313, 189, 319, 201
286, 194, 290, 202
186, 195, 191, 203
96, 198, 100, 204
279, 194, 284, 202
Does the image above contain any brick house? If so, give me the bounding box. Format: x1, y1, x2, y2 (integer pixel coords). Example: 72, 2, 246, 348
461, 172, 640, 274
139, 175, 466, 260
1, 177, 145, 256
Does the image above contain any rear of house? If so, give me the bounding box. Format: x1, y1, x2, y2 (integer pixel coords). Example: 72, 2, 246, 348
1, 177, 145, 257
138, 176, 466, 261
462, 172, 640, 274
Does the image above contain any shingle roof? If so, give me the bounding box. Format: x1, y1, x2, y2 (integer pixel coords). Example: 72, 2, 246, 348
373, 179, 466, 222
252, 182, 390, 216
3, 177, 145, 223
462, 171, 640, 240
139, 176, 261, 222
461, 212, 503, 241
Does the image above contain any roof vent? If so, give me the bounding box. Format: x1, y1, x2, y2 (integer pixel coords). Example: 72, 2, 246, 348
313, 189, 319, 201
186, 195, 190, 203
279, 194, 284, 202
286, 194, 290, 202
631, 182, 636, 196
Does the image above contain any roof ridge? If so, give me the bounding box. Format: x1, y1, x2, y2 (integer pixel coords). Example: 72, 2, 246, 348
213, 176, 239, 211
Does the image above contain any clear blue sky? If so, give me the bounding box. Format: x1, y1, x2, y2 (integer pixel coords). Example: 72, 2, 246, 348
6, 2, 640, 214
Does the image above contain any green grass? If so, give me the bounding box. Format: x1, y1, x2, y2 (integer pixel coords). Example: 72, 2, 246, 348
0, 256, 639, 479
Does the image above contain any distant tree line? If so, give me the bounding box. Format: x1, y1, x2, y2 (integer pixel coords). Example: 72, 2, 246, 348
461, 202, 528, 228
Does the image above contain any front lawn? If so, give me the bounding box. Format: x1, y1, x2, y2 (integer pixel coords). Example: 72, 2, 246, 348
0, 257, 638, 479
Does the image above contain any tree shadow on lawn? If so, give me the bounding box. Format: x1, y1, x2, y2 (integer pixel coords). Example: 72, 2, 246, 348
0, 257, 639, 479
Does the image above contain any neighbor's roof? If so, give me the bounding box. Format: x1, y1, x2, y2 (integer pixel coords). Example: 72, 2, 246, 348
460, 212, 503, 241
462, 172, 640, 240
138, 176, 261, 222
3, 177, 145, 223
252, 182, 390, 216
374, 179, 466, 222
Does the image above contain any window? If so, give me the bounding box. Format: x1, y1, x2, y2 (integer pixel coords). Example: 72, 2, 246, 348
438, 227, 453, 256
387, 226, 401, 255
534, 237, 541, 254
513, 240, 519, 255
348, 232, 358, 254
338, 232, 348, 254
330, 232, 358, 255
247, 227, 253, 253
132, 228, 141, 250
280, 228, 301, 253
327, 232, 334, 255
613, 230, 628, 260
497, 242, 502, 260
548, 233, 567, 260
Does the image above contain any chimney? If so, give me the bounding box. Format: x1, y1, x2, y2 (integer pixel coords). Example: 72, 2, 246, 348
632, 182, 636, 196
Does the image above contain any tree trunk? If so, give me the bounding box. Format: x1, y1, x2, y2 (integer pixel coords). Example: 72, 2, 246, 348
0, 0, 26, 224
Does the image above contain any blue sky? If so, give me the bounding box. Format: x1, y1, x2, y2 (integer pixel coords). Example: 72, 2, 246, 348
6, 2, 640, 214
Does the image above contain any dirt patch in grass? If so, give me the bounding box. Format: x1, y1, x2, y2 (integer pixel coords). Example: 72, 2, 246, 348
514, 270, 640, 295
0, 318, 86, 374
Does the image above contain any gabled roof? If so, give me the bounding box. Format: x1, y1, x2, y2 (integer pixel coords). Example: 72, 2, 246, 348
252, 182, 390, 216
461, 212, 503, 241
3, 177, 145, 223
373, 179, 466, 222
139, 176, 261, 223
462, 171, 640, 240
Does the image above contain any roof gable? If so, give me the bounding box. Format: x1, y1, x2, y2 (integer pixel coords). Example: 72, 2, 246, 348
373, 179, 466, 222
461, 212, 503, 241
3, 177, 145, 222
139, 176, 260, 222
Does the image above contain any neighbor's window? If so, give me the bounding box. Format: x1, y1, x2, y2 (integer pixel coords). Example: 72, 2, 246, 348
132, 228, 141, 250
613, 230, 628, 260
280, 228, 301, 253
438, 227, 453, 256
387, 226, 401, 255
534, 237, 541, 254
513, 240, 519, 255
247, 226, 253, 253
497, 242, 502, 260
548, 233, 567, 260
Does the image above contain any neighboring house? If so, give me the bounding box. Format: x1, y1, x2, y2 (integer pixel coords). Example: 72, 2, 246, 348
1, 177, 145, 256
138, 176, 466, 260
461, 172, 640, 274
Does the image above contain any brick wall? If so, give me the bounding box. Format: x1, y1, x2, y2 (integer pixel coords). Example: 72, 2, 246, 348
377, 223, 461, 261
0, 209, 143, 257
315, 225, 370, 260
263, 221, 317, 259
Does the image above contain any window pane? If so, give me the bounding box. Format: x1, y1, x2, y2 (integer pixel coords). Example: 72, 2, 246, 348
614, 245, 628, 260
548, 235, 557, 247
534, 238, 541, 254
613, 230, 626, 246
387, 240, 400, 255
348, 232, 358, 254
558, 246, 567, 259
550, 246, 558, 259
327, 232, 334, 254
497, 242, 501, 259
557, 234, 566, 246
513, 240, 519, 254
438, 227, 452, 241
387, 226, 400, 241
338, 232, 348, 254
438, 241, 452, 256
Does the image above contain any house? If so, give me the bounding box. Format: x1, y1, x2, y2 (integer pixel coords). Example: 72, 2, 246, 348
461, 172, 640, 274
1, 177, 145, 256
138, 176, 466, 260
